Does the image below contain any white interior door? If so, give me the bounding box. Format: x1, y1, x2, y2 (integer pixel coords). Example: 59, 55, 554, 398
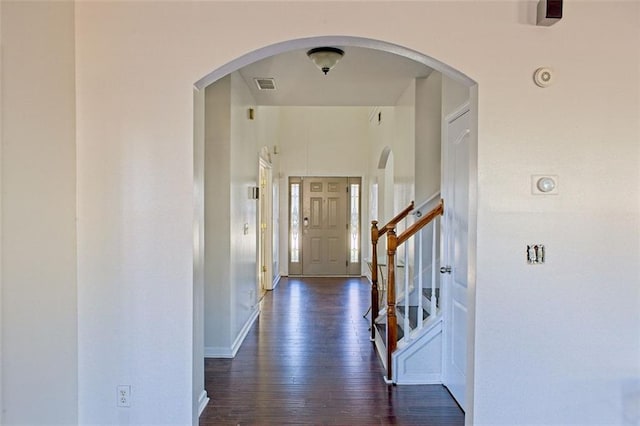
258, 159, 272, 293
442, 106, 471, 410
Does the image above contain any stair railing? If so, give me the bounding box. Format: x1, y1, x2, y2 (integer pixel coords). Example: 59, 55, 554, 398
385, 199, 444, 382
407, 192, 442, 336
369, 201, 414, 340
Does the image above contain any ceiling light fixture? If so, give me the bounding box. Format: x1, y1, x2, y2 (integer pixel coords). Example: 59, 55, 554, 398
307, 47, 345, 75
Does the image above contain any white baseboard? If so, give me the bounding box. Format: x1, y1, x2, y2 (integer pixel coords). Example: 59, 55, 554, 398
197, 389, 209, 416
230, 308, 259, 356
204, 346, 234, 358
204, 307, 260, 358
271, 274, 281, 290
395, 374, 442, 385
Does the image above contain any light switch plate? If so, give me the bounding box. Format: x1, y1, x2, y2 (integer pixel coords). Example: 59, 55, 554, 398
527, 244, 545, 264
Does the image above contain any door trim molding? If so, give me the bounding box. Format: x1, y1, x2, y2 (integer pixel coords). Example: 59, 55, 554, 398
288, 176, 362, 276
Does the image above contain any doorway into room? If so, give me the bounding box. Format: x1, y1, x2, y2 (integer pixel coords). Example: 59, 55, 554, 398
193, 35, 478, 420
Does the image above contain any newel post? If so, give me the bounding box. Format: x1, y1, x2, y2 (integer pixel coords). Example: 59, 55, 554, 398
370, 220, 380, 340
386, 225, 398, 383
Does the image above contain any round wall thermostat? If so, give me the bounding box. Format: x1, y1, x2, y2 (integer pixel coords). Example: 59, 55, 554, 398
533, 67, 554, 87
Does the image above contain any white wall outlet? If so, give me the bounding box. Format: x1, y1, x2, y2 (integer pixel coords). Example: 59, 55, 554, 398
117, 385, 131, 407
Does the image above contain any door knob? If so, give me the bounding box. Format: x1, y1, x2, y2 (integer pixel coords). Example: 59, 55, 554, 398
440, 266, 452, 274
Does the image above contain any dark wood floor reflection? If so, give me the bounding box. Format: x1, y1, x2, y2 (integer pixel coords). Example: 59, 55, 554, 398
200, 277, 464, 425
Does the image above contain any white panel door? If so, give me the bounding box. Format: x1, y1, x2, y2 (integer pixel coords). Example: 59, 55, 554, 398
258, 161, 272, 293
302, 177, 349, 275
442, 107, 471, 410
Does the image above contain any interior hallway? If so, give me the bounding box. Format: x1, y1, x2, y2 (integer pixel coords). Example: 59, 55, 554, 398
200, 277, 464, 425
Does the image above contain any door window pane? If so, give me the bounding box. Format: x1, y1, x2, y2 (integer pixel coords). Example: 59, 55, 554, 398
350, 183, 360, 263
290, 183, 300, 263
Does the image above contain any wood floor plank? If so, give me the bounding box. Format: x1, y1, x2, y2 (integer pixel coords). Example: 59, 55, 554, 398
201, 277, 464, 426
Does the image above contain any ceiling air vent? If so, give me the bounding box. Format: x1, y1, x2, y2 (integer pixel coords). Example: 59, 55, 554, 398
254, 78, 276, 91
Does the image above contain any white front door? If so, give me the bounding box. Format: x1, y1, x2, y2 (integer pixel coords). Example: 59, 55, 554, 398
288, 177, 361, 276
442, 106, 471, 410
302, 177, 349, 275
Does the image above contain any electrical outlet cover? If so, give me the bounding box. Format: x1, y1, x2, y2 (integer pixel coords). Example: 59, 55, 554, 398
117, 385, 131, 407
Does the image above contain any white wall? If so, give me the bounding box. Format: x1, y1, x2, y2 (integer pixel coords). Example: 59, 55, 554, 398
467, 3, 639, 422
76, 2, 195, 422
367, 107, 395, 225
30, 1, 638, 425
0, 1, 4, 418
192, 87, 207, 418
367, 83, 416, 228
415, 73, 442, 203
1, 1, 77, 424
229, 73, 260, 339
204, 76, 233, 353
443, 74, 470, 118
392, 81, 416, 218
203, 73, 261, 356
273, 107, 371, 275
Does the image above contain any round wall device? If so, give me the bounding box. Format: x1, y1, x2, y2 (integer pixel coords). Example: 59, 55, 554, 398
536, 177, 556, 193
533, 67, 554, 87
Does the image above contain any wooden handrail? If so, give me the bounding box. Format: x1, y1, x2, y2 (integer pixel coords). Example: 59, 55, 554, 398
369, 201, 414, 340
384, 198, 444, 382
375, 201, 415, 241
397, 199, 444, 246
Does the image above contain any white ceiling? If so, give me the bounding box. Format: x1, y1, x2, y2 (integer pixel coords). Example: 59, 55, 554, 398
238, 46, 433, 106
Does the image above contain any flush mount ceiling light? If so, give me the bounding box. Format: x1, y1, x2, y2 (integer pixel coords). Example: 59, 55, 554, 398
307, 47, 345, 75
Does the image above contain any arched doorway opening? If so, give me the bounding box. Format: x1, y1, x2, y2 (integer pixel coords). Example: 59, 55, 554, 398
193, 35, 477, 421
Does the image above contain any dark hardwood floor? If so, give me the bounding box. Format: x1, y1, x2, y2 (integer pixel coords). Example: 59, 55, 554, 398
200, 277, 464, 426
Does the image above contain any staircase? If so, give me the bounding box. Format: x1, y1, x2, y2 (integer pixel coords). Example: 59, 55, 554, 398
368, 195, 444, 384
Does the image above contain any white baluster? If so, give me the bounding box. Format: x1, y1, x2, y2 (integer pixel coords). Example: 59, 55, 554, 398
417, 228, 424, 330
431, 218, 438, 315
403, 238, 410, 338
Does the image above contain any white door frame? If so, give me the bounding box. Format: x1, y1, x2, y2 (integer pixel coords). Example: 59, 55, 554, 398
258, 152, 273, 293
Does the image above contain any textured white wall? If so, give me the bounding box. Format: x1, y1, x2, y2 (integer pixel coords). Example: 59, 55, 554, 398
192, 87, 206, 419
204, 76, 233, 352
367, 81, 418, 229
275, 107, 371, 276
65, 1, 640, 425
415, 73, 442, 203
367, 106, 396, 225
442, 74, 471, 119
1, 2, 77, 424
203, 73, 262, 356
0, 1, 4, 418
229, 73, 260, 339
392, 81, 416, 220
